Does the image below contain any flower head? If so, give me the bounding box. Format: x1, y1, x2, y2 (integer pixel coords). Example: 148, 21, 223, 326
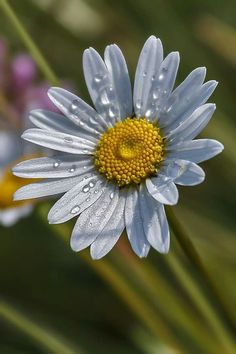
13, 36, 223, 258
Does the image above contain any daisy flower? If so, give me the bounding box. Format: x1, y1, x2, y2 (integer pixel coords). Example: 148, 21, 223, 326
13, 36, 223, 258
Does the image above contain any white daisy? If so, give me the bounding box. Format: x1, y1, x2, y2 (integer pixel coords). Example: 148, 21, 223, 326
13, 36, 223, 259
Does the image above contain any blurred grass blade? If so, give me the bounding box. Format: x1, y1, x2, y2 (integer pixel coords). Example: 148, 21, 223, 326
166, 206, 235, 332
0, 0, 59, 85
0, 298, 81, 354
165, 252, 236, 353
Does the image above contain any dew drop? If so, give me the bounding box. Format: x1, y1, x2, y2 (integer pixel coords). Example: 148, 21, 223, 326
86, 197, 91, 202
69, 165, 76, 173
64, 136, 73, 144
70, 99, 80, 114
108, 106, 116, 118
53, 160, 60, 168
153, 90, 159, 100
100, 90, 110, 105
151, 75, 156, 81
94, 189, 99, 194
82, 185, 90, 193
145, 109, 153, 118
143, 71, 147, 77
70, 205, 80, 214
83, 149, 89, 154
89, 181, 95, 188
136, 100, 142, 110
158, 73, 164, 81
94, 73, 106, 83
110, 192, 114, 199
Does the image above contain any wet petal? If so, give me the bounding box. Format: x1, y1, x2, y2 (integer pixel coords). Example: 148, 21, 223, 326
22, 128, 95, 155
125, 188, 150, 257
48, 174, 105, 224
146, 175, 179, 205
133, 36, 163, 118
70, 185, 119, 252
13, 154, 94, 179
90, 191, 125, 259
166, 139, 224, 163
139, 185, 170, 253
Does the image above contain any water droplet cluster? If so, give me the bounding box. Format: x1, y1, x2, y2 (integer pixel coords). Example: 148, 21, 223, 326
95, 117, 165, 186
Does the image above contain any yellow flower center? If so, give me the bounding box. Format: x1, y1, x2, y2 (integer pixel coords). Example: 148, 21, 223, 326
0, 159, 36, 210
95, 117, 165, 186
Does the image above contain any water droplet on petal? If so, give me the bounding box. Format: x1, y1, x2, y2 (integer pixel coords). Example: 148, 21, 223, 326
53, 160, 60, 168
151, 75, 155, 81
136, 100, 142, 110
143, 71, 147, 77
89, 181, 95, 188
69, 165, 76, 173
158, 73, 164, 81
71, 205, 80, 214
70, 99, 80, 114
94, 73, 106, 83
153, 90, 159, 100
86, 197, 91, 202
82, 185, 90, 193
110, 192, 114, 199
108, 106, 116, 118
100, 90, 110, 105
94, 190, 99, 194
145, 109, 153, 118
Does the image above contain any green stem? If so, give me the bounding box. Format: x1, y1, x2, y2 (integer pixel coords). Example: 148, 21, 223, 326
0, 0, 59, 86
165, 253, 235, 354
0, 298, 79, 354
166, 207, 235, 334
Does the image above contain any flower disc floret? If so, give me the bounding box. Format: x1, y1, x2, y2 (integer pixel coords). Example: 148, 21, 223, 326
95, 117, 165, 186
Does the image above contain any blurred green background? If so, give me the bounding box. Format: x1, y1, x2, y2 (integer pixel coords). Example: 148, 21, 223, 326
0, 0, 235, 353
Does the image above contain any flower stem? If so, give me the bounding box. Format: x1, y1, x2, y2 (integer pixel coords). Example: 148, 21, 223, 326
166, 206, 235, 334
0, 0, 59, 86
0, 298, 79, 354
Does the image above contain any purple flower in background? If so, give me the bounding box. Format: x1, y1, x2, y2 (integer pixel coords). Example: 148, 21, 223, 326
0, 37, 69, 226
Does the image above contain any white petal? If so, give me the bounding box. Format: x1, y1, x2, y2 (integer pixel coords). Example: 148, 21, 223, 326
13, 154, 94, 178
48, 174, 105, 224
125, 188, 150, 258
151, 52, 180, 121
158, 67, 206, 127
162, 80, 217, 131
133, 36, 163, 118
14, 176, 82, 200
83, 46, 132, 124
90, 191, 125, 259
170, 160, 205, 186
0, 204, 32, 227
146, 175, 179, 205
166, 139, 224, 163
104, 44, 133, 118
48, 87, 108, 134
166, 103, 216, 144
70, 184, 119, 252
139, 185, 169, 253
0, 131, 22, 168
22, 128, 95, 155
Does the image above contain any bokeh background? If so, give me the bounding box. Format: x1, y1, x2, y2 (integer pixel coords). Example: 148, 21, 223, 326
0, 0, 235, 353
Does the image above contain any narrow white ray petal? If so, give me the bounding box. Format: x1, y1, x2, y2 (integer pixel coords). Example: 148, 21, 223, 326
170, 160, 205, 186
48, 174, 106, 224
166, 139, 224, 163
104, 44, 133, 119
148, 52, 180, 121
48, 87, 108, 134
22, 129, 95, 155
146, 175, 179, 205
162, 80, 218, 131
158, 67, 206, 127
166, 103, 216, 144
14, 176, 81, 200
139, 185, 170, 253
13, 154, 94, 179
90, 191, 125, 259
133, 36, 163, 118
30, 109, 82, 135
83, 46, 131, 124
125, 188, 150, 258
70, 184, 119, 252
